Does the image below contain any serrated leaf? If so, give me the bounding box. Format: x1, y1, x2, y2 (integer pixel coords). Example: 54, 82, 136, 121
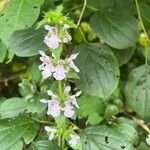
112, 119, 139, 145
74, 43, 119, 98
10, 27, 47, 57
90, 10, 138, 49
0, 0, 44, 46
125, 65, 150, 119
112, 48, 135, 66
34, 140, 60, 150
0, 117, 39, 150
0, 40, 7, 63
23, 121, 39, 144
0, 97, 27, 119
87, 112, 103, 125
81, 125, 136, 150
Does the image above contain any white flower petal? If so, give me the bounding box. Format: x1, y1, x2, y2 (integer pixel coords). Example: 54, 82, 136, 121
64, 86, 71, 93
40, 99, 48, 103
44, 25, 51, 30
75, 91, 82, 97
69, 134, 80, 147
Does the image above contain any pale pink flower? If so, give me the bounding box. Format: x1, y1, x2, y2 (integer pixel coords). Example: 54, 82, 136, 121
44, 26, 60, 49
38, 51, 55, 79
53, 60, 66, 80
40, 90, 61, 118
47, 100, 61, 118
44, 126, 57, 141
44, 35, 59, 49
67, 53, 79, 73
69, 134, 80, 147
63, 102, 75, 118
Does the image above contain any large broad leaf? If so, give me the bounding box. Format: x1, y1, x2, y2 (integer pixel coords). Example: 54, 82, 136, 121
125, 65, 150, 119
0, 0, 44, 46
81, 125, 137, 150
10, 27, 47, 57
34, 140, 60, 150
0, 40, 7, 63
74, 43, 119, 98
140, 1, 150, 23
0, 97, 27, 119
112, 118, 139, 145
90, 10, 138, 49
112, 48, 135, 66
0, 117, 39, 150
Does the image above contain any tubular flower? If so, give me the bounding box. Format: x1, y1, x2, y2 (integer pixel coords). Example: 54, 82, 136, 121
69, 134, 80, 147
44, 25, 60, 49
44, 126, 57, 141
39, 51, 79, 80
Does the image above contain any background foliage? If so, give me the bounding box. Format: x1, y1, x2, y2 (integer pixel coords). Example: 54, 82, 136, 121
0, 0, 150, 149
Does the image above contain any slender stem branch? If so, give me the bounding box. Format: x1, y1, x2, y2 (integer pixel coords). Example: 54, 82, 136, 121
58, 80, 64, 102
124, 111, 150, 134
77, 0, 87, 27
135, 0, 150, 66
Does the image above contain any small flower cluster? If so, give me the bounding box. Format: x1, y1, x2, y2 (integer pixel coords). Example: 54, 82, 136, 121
39, 23, 80, 148
45, 126, 80, 148
39, 50, 79, 80
44, 25, 72, 49
40, 86, 81, 118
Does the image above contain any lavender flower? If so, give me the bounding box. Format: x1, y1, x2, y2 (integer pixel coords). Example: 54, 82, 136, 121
63, 102, 75, 118
53, 60, 66, 80
44, 25, 60, 49
38, 51, 55, 79
44, 126, 57, 141
40, 90, 61, 118
66, 53, 79, 73
69, 134, 80, 147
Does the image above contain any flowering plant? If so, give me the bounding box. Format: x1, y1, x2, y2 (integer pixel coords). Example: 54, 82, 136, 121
0, 0, 150, 150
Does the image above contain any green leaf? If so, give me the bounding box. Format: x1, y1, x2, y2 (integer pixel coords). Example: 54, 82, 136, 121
0, 97, 27, 119
0, 117, 39, 150
140, 1, 150, 23
90, 10, 138, 49
0, 0, 44, 46
23, 121, 39, 144
112, 118, 139, 145
76, 94, 106, 117
112, 48, 135, 66
81, 125, 136, 150
87, 0, 115, 11
27, 94, 46, 114
125, 65, 150, 119
74, 43, 119, 98
10, 27, 47, 57
34, 140, 60, 150
87, 112, 103, 125
0, 40, 7, 63
9, 141, 23, 150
